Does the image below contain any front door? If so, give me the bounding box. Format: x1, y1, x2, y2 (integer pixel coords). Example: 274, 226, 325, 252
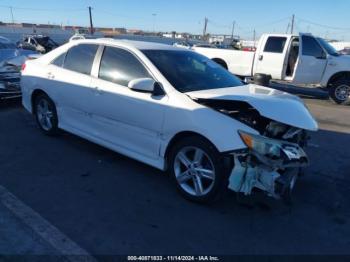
292, 34, 328, 85
90, 46, 167, 160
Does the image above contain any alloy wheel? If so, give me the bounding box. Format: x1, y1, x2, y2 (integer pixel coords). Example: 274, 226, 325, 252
335, 84, 350, 102
174, 146, 216, 197
36, 98, 54, 131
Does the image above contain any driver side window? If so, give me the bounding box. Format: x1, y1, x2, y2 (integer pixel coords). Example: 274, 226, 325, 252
302, 36, 325, 58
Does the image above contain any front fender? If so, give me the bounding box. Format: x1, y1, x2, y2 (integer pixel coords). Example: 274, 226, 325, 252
159, 95, 259, 157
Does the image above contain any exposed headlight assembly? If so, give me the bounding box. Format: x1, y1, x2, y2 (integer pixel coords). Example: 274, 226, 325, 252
238, 130, 307, 163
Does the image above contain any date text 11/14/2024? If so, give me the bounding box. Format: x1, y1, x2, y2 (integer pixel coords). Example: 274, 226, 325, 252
127, 256, 220, 261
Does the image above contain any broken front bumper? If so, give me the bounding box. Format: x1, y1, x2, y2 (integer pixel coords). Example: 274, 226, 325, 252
228, 141, 308, 199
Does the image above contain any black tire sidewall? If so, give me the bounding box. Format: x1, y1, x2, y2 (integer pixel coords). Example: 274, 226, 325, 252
329, 79, 350, 105
168, 136, 231, 204
34, 94, 59, 135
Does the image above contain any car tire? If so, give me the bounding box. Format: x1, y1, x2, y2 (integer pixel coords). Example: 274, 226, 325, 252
329, 78, 350, 105
212, 58, 228, 70
168, 136, 231, 204
34, 93, 59, 136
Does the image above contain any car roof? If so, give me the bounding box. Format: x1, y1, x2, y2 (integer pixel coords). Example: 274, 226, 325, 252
72, 38, 186, 51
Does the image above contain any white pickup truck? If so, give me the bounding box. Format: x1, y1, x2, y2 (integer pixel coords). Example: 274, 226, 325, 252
194, 33, 350, 104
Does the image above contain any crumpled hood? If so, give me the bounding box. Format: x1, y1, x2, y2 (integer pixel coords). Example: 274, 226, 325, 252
186, 84, 318, 131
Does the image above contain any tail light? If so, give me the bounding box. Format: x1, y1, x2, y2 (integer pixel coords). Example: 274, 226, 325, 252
21, 63, 26, 71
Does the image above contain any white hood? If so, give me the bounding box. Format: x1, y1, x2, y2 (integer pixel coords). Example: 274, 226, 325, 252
186, 84, 318, 131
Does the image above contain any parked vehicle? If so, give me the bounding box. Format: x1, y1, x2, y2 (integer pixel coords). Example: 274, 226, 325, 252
173, 41, 192, 49
21, 39, 318, 203
69, 34, 99, 42
0, 36, 39, 100
17, 35, 59, 54
194, 33, 350, 104
193, 43, 217, 48
338, 48, 350, 55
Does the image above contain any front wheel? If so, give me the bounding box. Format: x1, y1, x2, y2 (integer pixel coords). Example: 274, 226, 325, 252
168, 136, 231, 203
329, 79, 350, 105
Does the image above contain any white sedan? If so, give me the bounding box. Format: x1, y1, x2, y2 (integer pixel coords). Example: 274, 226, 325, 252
21, 39, 318, 203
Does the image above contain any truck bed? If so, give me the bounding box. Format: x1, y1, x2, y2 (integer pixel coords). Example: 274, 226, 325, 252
193, 47, 255, 76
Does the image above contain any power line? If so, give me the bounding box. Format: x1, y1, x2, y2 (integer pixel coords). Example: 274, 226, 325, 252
298, 17, 350, 31
0, 5, 86, 12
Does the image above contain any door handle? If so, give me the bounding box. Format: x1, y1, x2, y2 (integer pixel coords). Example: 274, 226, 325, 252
258, 55, 263, 61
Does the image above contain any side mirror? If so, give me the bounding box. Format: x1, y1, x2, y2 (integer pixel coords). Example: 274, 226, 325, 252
128, 78, 155, 93
128, 78, 165, 96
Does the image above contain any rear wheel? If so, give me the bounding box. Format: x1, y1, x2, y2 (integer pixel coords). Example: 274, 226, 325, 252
34, 94, 59, 135
212, 59, 228, 70
168, 136, 231, 203
329, 79, 350, 105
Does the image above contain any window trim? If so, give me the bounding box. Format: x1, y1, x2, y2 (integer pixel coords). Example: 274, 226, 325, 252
60, 43, 99, 76
93, 44, 157, 87
263, 36, 287, 54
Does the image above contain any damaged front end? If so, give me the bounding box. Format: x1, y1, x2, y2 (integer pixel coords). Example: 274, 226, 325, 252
229, 131, 308, 200
194, 98, 313, 200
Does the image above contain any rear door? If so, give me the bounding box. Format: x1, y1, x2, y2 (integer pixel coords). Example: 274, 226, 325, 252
48, 44, 99, 132
292, 34, 328, 84
253, 35, 289, 79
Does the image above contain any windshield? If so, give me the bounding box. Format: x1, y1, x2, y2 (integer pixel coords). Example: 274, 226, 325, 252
142, 50, 243, 92
317, 38, 339, 56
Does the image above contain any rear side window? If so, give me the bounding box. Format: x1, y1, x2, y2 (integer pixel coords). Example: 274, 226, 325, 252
302, 36, 325, 57
99, 47, 151, 86
64, 44, 98, 75
52, 52, 66, 67
264, 37, 287, 53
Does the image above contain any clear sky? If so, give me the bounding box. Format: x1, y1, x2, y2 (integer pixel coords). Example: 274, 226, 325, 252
1, 0, 350, 40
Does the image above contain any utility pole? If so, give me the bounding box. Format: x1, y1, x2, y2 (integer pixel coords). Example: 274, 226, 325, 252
10, 6, 14, 24
286, 22, 290, 34
231, 21, 236, 39
203, 17, 208, 39
291, 14, 295, 34
253, 29, 256, 48
152, 13, 157, 35
88, 6, 94, 35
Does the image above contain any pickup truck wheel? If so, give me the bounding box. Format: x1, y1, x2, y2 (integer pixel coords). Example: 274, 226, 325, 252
329, 79, 350, 105
34, 94, 59, 136
212, 59, 228, 70
168, 136, 230, 204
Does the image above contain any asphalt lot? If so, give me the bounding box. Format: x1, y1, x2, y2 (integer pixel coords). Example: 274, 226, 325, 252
0, 98, 350, 257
